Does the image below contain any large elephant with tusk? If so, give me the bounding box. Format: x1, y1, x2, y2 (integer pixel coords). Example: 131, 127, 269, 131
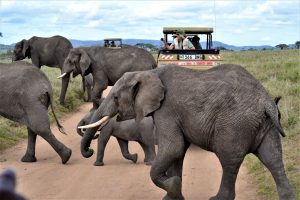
79, 64, 295, 200
58, 45, 156, 107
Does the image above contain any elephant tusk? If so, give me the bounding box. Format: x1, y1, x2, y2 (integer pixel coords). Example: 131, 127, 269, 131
57, 73, 67, 79
78, 116, 111, 129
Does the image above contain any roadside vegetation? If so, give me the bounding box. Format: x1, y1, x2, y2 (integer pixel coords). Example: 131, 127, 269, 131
221, 49, 300, 200
0, 57, 86, 151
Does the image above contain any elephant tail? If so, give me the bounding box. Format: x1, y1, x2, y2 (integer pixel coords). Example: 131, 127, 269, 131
47, 92, 67, 135
265, 101, 285, 137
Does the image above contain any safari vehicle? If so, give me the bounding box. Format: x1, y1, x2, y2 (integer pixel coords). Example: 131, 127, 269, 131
103, 38, 122, 48
157, 27, 222, 70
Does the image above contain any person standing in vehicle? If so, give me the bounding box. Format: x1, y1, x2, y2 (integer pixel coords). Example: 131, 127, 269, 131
162, 29, 195, 50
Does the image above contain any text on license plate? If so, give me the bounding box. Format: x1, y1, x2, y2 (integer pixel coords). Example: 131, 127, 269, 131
179, 54, 202, 60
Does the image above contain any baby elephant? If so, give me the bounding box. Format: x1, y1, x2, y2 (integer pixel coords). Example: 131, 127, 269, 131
0, 61, 72, 164
77, 106, 156, 166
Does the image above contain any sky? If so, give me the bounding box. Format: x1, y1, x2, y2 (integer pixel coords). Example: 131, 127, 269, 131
0, 0, 299, 46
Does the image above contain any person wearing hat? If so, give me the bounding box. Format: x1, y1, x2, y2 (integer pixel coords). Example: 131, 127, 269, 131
162, 29, 195, 50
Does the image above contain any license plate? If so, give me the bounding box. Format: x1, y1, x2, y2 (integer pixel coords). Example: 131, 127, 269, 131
179, 54, 202, 60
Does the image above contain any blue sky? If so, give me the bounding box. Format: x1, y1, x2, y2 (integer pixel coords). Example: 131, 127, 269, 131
0, 0, 299, 46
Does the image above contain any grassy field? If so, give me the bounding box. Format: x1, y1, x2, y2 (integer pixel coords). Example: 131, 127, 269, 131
0, 50, 299, 199
221, 50, 300, 200
0, 57, 86, 151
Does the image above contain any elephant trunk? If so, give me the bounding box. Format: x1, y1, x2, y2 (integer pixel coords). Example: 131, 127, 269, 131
81, 126, 99, 158
77, 120, 85, 137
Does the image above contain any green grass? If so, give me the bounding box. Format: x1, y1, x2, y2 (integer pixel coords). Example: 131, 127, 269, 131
0, 57, 86, 151
221, 49, 300, 200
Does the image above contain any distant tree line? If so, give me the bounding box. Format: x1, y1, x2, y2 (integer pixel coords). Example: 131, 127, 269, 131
216, 41, 300, 51
134, 43, 159, 53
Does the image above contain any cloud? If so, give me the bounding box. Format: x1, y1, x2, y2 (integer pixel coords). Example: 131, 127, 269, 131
261, 36, 272, 42
0, 0, 299, 46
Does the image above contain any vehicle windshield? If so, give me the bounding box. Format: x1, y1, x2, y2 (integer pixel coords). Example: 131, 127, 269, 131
164, 33, 212, 50
104, 39, 122, 47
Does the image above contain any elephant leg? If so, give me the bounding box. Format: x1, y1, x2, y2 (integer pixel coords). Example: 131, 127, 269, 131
254, 131, 295, 200
28, 108, 72, 164
91, 75, 108, 107
166, 141, 190, 178
209, 156, 244, 200
31, 56, 40, 68
87, 85, 92, 102
59, 73, 70, 106
150, 121, 185, 200
21, 127, 37, 162
138, 141, 155, 165
117, 138, 138, 163
94, 127, 111, 166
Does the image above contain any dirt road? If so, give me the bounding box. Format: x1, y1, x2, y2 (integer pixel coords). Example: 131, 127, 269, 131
0, 88, 259, 200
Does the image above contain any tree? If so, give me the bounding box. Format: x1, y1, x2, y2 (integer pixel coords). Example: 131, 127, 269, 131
295, 41, 300, 49
275, 44, 288, 50
215, 46, 227, 50
0, 32, 2, 37
135, 43, 159, 53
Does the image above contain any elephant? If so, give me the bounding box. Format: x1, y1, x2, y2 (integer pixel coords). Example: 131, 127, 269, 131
58, 45, 156, 107
82, 74, 93, 102
0, 61, 72, 164
12, 35, 79, 105
77, 106, 156, 166
0, 169, 26, 200
79, 64, 295, 200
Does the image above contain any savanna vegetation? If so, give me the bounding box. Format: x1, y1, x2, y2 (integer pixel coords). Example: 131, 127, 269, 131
0, 49, 299, 199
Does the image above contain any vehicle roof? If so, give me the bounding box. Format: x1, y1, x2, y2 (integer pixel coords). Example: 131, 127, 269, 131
163, 27, 213, 34
104, 38, 122, 41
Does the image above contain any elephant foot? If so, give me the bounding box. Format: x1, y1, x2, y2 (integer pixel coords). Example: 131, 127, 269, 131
162, 176, 183, 200
209, 194, 234, 200
130, 153, 138, 163
59, 101, 66, 107
21, 154, 37, 162
145, 161, 152, 166
60, 148, 72, 164
94, 160, 104, 166
162, 194, 184, 200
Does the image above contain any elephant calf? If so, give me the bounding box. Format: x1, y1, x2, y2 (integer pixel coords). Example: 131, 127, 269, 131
0, 61, 72, 164
77, 106, 156, 166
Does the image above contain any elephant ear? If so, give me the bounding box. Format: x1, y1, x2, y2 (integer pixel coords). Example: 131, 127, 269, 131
79, 49, 91, 76
131, 71, 165, 121
21, 39, 30, 58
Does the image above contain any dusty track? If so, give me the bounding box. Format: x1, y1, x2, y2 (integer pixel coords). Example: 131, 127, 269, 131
0, 88, 259, 200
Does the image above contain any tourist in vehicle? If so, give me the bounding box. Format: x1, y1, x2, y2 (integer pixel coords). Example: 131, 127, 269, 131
162, 29, 195, 50
110, 41, 116, 47
190, 35, 202, 50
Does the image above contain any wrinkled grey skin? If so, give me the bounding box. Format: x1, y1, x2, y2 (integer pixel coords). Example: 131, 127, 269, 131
82, 74, 93, 102
12, 35, 74, 105
77, 107, 156, 166
61, 45, 156, 107
0, 61, 72, 164
81, 64, 295, 200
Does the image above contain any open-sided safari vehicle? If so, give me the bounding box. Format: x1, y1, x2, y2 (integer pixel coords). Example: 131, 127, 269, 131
157, 27, 222, 70
103, 38, 122, 48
